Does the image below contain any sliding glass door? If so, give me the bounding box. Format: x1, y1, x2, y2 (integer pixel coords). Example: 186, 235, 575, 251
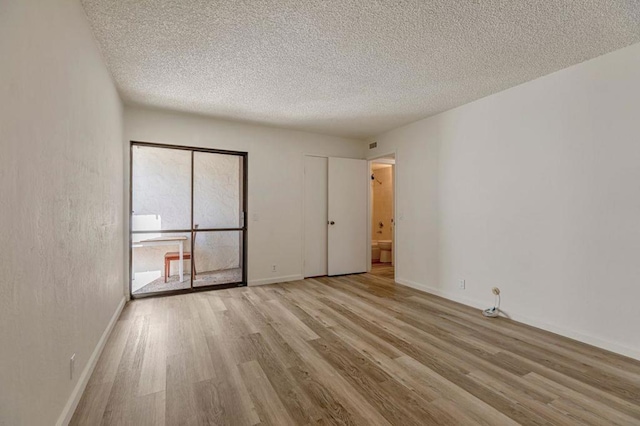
192, 151, 244, 288
130, 142, 247, 298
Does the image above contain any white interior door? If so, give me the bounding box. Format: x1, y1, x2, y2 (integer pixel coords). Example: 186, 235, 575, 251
328, 157, 368, 275
303, 156, 328, 277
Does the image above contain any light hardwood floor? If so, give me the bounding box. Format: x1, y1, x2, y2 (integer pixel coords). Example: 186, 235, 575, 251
71, 270, 640, 425
370, 262, 395, 280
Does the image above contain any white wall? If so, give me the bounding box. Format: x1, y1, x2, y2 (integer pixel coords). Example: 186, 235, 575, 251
368, 42, 640, 360
0, 1, 125, 425
124, 106, 365, 287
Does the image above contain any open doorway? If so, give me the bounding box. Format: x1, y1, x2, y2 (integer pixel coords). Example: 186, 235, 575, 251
369, 154, 395, 280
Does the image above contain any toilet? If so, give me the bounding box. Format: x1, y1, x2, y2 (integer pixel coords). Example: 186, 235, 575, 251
378, 240, 393, 263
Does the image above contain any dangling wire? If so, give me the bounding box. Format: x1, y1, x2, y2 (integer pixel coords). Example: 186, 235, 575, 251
483, 287, 501, 318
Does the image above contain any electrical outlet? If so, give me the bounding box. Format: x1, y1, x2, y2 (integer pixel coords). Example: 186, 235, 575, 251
271, 264, 277, 272
459, 279, 466, 290
70, 353, 76, 380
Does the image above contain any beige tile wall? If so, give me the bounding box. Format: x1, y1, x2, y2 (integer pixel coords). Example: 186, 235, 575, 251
371, 165, 393, 241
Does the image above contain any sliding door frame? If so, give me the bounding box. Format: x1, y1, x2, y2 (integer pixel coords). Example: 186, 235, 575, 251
129, 140, 248, 299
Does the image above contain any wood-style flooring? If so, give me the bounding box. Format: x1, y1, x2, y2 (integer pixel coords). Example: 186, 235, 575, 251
71, 269, 640, 425
371, 262, 395, 280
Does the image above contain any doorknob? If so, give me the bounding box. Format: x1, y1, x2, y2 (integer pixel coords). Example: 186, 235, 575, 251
329, 221, 335, 225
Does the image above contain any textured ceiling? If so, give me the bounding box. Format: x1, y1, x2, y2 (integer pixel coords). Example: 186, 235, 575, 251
81, 1, 640, 139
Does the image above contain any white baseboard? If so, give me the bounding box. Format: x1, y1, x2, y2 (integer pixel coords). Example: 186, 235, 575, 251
248, 274, 303, 286
396, 277, 487, 310
56, 296, 126, 426
395, 277, 640, 361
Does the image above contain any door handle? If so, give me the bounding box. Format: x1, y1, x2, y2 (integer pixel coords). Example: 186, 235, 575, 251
328, 221, 335, 225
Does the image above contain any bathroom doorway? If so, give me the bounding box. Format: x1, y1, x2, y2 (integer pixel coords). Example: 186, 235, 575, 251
368, 154, 395, 280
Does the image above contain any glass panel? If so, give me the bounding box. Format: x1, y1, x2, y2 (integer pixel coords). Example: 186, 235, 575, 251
193, 231, 243, 287
132, 232, 192, 295
132, 145, 191, 231
193, 152, 243, 229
